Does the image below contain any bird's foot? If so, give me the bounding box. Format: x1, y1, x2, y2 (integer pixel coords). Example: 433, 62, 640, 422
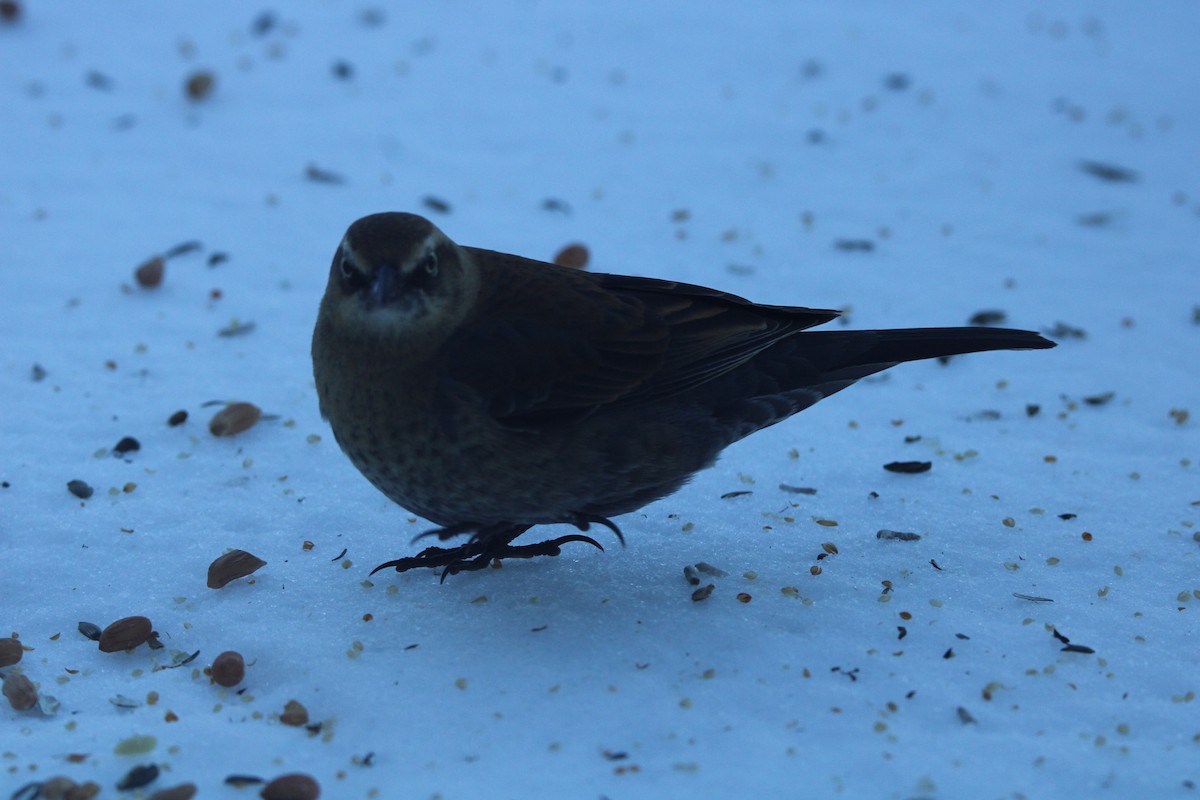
565, 512, 625, 547
371, 514, 623, 581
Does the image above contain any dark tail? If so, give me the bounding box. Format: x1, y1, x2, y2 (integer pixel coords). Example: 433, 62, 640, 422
713, 327, 1055, 441
811, 326, 1055, 367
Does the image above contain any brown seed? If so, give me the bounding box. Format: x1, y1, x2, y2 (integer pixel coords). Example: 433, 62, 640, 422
552, 243, 590, 269
135, 256, 165, 288
0, 636, 23, 667
690, 584, 715, 602
211, 650, 246, 687
99, 616, 153, 653
207, 549, 267, 588
185, 70, 215, 101
279, 699, 310, 726
209, 401, 262, 437
148, 784, 198, 800
260, 773, 321, 800
65, 783, 101, 800
167, 409, 188, 426
39, 776, 78, 800
736, 592, 752, 603
3, 671, 37, 710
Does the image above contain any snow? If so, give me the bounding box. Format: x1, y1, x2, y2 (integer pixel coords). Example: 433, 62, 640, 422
2, 2, 1198, 798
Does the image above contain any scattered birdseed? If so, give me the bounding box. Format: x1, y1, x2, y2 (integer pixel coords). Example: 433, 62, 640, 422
1026, 403, 1041, 417
184, 70, 215, 101
98, 616, 153, 653
207, 549, 267, 588
3, 672, 37, 710
542, 198, 572, 215
135, 256, 165, 288
77, 621, 102, 641
67, 479, 94, 499
876, 529, 921, 541
691, 584, 715, 602
116, 764, 160, 791
695, 562, 727, 577
421, 195, 451, 214
1083, 391, 1115, 406
1012, 593, 1054, 603
956, 706, 977, 724
834, 238, 875, 252
260, 773, 320, 800
163, 240, 202, 259
208, 402, 262, 437
1062, 643, 1096, 654
552, 243, 590, 269
778, 484, 816, 495
304, 163, 344, 184
1047, 321, 1086, 339
736, 592, 752, 603
113, 436, 141, 456
682, 565, 700, 586
167, 410, 188, 426
0, 637, 23, 667
0, 1, 22, 23
217, 319, 257, 337
883, 460, 932, 474
279, 699, 309, 727
1079, 160, 1138, 183
969, 310, 1007, 326
720, 490, 752, 499
211, 651, 245, 687
148, 783, 198, 800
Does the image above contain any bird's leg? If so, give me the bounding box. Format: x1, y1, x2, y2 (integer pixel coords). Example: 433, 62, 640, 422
371, 516, 621, 580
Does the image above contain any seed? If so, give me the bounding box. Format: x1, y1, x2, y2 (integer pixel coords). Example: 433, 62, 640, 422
185, 70, 215, 101
279, 699, 310, 726
167, 409, 188, 426
691, 584, 715, 602
38, 776, 80, 800
207, 549, 267, 588
552, 243, 590, 269
209, 401, 262, 437
0, 2, 22, 24
260, 773, 321, 800
0, 637, 22, 667
99, 616, 153, 653
148, 784, 198, 800
3, 672, 37, 710
67, 479, 94, 499
135, 256, 165, 288
211, 651, 245, 687
116, 764, 160, 791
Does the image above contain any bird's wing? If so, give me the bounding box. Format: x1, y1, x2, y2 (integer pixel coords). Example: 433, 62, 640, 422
443, 249, 838, 427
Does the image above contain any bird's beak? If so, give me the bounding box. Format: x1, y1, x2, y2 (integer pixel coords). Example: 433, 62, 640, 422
366, 263, 400, 309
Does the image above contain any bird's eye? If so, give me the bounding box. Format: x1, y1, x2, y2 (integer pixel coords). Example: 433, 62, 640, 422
418, 250, 438, 278
338, 251, 366, 292
408, 249, 439, 290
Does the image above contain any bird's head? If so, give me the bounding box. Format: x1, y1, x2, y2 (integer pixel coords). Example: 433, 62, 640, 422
320, 212, 479, 344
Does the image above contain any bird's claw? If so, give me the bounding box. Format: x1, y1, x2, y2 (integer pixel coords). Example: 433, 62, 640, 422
373, 521, 613, 581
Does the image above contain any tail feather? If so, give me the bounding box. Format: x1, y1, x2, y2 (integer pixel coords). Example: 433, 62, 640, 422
712, 327, 1055, 441
810, 327, 1055, 367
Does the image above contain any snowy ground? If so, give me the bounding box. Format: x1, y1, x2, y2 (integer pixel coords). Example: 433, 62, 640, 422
2, 2, 1198, 798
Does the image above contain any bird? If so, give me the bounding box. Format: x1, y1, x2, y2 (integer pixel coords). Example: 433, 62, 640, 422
312, 212, 1055, 580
